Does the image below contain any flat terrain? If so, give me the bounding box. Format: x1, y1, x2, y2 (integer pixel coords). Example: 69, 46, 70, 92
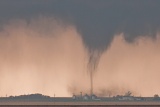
0, 101, 160, 106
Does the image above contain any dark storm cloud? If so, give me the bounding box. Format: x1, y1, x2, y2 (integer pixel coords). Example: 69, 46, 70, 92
1, 0, 160, 51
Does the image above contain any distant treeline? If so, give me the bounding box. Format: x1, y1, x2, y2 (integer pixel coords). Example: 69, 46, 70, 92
0, 93, 160, 102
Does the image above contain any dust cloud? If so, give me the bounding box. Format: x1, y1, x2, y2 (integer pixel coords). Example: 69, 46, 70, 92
68, 33, 160, 97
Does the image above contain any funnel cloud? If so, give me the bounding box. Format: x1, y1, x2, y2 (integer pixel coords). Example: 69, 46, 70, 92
0, 0, 160, 51
0, 1, 160, 97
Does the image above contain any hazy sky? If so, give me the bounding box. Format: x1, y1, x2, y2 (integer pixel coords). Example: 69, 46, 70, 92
0, 0, 160, 97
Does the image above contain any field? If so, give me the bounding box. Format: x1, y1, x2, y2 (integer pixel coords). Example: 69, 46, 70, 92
0, 101, 160, 106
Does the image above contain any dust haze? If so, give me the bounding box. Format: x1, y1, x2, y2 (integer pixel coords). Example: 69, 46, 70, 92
0, 17, 160, 97
0, 17, 88, 97
69, 33, 160, 97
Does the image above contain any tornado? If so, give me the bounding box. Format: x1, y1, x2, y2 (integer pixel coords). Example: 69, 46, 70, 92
1, 0, 160, 96
87, 50, 101, 95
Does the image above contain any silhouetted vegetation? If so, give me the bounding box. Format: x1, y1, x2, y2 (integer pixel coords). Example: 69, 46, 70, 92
1, 93, 160, 102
